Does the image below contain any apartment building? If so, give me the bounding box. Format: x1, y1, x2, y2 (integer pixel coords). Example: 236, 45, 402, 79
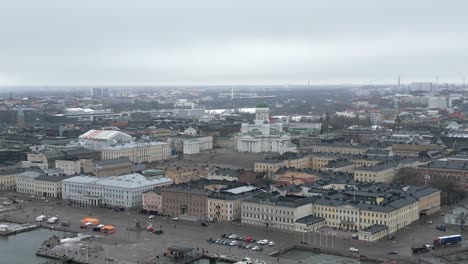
241, 183, 440, 241
353, 163, 398, 183
142, 189, 162, 214
207, 186, 262, 221
93, 157, 132, 177
299, 144, 368, 155
417, 159, 468, 190
34, 175, 73, 198
0, 168, 25, 191
241, 194, 317, 231
160, 187, 210, 218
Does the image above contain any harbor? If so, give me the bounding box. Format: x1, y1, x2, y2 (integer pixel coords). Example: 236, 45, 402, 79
0, 221, 38, 236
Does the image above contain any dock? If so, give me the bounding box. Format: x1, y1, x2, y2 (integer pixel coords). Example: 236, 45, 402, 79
0, 222, 38, 236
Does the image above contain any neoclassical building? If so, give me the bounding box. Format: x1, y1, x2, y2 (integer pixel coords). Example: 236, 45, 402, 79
235, 106, 296, 154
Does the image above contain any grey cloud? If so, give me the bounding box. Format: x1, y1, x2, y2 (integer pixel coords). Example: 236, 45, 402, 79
0, 0, 467, 85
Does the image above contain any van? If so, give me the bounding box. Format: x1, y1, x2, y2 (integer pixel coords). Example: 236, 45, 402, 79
47, 217, 59, 224
35, 215, 46, 222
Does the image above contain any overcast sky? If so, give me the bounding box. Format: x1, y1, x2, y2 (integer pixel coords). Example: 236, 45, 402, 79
0, 0, 467, 86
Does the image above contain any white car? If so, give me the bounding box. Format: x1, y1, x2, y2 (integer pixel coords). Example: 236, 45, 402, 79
349, 247, 359, 253
229, 241, 238, 246
252, 246, 261, 251
228, 234, 237, 239
268, 241, 276, 246
171, 217, 179, 221
257, 239, 268, 245
148, 215, 155, 219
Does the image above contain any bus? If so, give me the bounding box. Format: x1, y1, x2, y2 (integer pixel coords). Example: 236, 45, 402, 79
434, 235, 462, 247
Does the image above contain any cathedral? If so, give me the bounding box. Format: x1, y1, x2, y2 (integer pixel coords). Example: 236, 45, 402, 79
235, 104, 297, 154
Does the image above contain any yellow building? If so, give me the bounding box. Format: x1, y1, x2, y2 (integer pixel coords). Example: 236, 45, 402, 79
0, 168, 23, 191
353, 164, 397, 183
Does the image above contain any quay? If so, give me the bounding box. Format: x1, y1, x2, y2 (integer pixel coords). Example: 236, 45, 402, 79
0, 221, 38, 236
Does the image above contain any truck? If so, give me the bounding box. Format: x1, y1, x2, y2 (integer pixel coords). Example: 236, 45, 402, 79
411, 244, 431, 253
434, 235, 462, 247
47, 217, 59, 224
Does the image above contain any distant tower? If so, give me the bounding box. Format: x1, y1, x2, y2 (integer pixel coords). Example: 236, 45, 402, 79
16, 109, 25, 129
397, 75, 400, 91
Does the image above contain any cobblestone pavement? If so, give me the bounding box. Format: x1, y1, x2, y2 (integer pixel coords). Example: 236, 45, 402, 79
1, 191, 466, 264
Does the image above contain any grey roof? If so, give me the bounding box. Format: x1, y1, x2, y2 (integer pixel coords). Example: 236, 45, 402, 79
63, 173, 173, 189
35, 175, 74, 182
244, 193, 318, 208
213, 168, 241, 178
295, 215, 325, 225
95, 157, 131, 167
209, 188, 264, 201
0, 168, 26, 175
354, 162, 399, 172
18, 170, 44, 178
420, 160, 468, 170
360, 224, 388, 234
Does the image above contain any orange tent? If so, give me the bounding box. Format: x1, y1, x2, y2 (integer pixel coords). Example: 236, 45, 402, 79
101, 225, 115, 234
81, 217, 100, 226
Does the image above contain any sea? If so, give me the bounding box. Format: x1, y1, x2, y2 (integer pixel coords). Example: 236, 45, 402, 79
0, 229, 64, 264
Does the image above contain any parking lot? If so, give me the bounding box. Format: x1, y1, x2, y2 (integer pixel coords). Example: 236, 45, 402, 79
1, 191, 467, 263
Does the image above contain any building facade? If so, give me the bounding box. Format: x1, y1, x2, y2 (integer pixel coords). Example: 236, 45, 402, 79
183, 136, 213, 155
100, 142, 171, 163
235, 107, 297, 154
62, 174, 173, 208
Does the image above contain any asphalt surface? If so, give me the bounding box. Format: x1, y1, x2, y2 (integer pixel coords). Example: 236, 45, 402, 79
1, 191, 466, 264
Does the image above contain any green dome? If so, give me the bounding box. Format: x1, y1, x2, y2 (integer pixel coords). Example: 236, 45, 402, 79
256, 101, 268, 108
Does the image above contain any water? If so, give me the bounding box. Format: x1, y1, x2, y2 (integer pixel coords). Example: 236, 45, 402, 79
0, 228, 64, 264
279, 249, 379, 264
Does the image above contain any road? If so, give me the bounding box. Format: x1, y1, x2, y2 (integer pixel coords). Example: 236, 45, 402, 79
1, 191, 464, 264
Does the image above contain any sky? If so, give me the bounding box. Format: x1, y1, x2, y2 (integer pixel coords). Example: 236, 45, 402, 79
0, 0, 467, 86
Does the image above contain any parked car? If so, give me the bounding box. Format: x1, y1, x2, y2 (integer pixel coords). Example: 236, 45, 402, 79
427, 220, 433, 224
436, 225, 446, 231
349, 247, 359, 253
257, 239, 268, 245
268, 241, 276, 246
201, 223, 208, 227
229, 241, 238, 246
148, 215, 155, 219
388, 234, 396, 240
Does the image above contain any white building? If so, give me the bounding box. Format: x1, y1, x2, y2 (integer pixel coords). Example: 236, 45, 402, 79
16, 170, 43, 195
77, 129, 171, 163
428, 96, 448, 109
370, 111, 381, 126
78, 129, 132, 150
184, 127, 197, 136
183, 136, 213, 154
410, 82, 433, 92
100, 142, 171, 163
241, 193, 316, 231
62, 174, 173, 208
235, 106, 296, 154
